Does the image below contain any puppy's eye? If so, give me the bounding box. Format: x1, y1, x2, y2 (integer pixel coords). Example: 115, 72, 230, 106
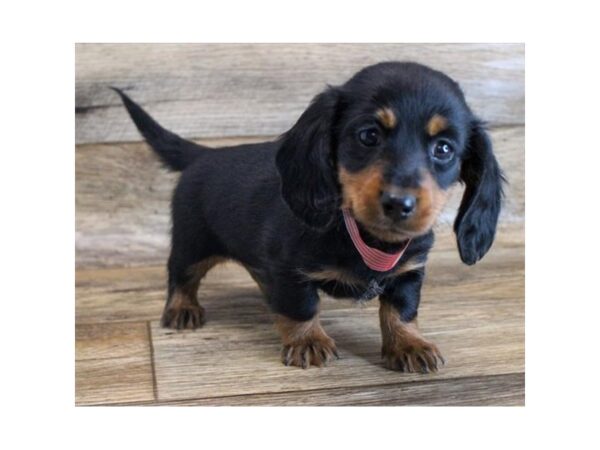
430, 140, 455, 163
358, 128, 381, 147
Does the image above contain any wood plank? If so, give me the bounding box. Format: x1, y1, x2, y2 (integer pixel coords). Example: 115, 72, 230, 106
76, 321, 150, 360
76, 357, 155, 405
150, 311, 523, 401
75, 322, 155, 405
151, 373, 524, 406
75, 43, 524, 144
75, 127, 523, 268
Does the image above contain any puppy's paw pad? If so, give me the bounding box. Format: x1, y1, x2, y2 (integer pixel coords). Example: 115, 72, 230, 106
281, 338, 339, 369
161, 305, 206, 330
382, 341, 445, 373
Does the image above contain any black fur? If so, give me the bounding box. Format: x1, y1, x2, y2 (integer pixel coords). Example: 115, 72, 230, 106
115, 61, 504, 369
111, 87, 206, 171
380, 269, 425, 323
276, 88, 341, 230
454, 120, 505, 265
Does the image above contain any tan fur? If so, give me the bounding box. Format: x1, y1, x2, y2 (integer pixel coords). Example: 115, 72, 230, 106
275, 315, 338, 368
161, 256, 225, 329
305, 259, 423, 291
379, 302, 445, 372
384, 257, 426, 278
161, 287, 206, 329
426, 114, 448, 136
167, 288, 197, 309
302, 267, 366, 288
393, 171, 449, 234
339, 165, 384, 226
186, 256, 227, 291
340, 164, 448, 241
376, 107, 397, 129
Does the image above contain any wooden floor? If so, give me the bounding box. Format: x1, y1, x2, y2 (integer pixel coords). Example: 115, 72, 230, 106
75, 223, 524, 406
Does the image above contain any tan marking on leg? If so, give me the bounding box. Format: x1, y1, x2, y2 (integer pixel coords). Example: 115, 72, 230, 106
161, 256, 226, 330
379, 302, 445, 372
275, 315, 338, 369
186, 256, 227, 289
168, 288, 195, 309
161, 287, 206, 330
376, 107, 397, 129
426, 114, 448, 136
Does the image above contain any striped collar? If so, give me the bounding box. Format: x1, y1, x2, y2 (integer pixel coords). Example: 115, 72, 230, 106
342, 209, 410, 272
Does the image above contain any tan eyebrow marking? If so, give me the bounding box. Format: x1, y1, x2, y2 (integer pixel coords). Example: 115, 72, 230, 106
426, 114, 448, 136
376, 107, 397, 129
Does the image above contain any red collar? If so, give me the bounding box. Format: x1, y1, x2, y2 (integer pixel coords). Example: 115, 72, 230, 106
342, 209, 410, 272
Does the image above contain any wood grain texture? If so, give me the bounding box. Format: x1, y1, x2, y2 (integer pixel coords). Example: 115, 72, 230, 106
75, 43, 524, 144
76, 357, 155, 405
75, 127, 523, 268
75, 226, 523, 405
149, 373, 524, 406
75, 322, 155, 405
149, 311, 523, 402
76, 321, 150, 360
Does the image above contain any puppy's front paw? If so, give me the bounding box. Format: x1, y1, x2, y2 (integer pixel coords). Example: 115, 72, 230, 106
275, 314, 339, 369
161, 304, 206, 330
381, 338, 445, 373
281, 336, 339, 369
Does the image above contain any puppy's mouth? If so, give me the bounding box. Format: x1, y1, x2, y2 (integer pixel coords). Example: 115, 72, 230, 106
355, 215, 430, 243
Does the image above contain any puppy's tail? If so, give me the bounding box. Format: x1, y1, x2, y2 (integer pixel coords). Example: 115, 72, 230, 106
111, 87, 207, 171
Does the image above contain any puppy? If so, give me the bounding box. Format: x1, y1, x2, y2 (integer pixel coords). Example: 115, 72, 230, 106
114, 61, 504, 373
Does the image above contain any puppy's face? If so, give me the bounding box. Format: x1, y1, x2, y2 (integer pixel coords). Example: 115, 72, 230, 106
334, 65, 471, 242
277, 62, 504, 265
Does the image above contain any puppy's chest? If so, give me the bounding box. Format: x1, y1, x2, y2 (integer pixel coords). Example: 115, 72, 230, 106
304, 255, 425, 301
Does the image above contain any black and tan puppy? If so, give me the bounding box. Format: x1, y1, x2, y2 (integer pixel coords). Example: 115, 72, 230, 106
114, 62, 504, 373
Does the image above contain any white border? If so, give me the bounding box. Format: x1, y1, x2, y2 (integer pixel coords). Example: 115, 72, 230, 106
3, 0, 599, 448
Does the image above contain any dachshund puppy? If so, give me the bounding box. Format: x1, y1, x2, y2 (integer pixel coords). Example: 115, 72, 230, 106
114, 61, 504, 373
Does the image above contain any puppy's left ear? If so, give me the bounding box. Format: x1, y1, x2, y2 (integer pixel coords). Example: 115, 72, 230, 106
454, 120, 505, 265
275, 87, 340, 229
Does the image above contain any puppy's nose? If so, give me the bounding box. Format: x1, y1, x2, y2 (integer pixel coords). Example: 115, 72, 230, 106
381, 192, 417, 220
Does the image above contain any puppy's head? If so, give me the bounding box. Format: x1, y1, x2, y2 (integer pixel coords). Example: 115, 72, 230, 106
276, 62, 504, 265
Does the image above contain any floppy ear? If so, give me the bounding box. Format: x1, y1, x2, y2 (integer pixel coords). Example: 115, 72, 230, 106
454, 120, 505, 265
275, 88, 340, 229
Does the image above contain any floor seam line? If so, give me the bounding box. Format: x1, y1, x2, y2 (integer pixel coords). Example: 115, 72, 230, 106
146, 321, 159, 402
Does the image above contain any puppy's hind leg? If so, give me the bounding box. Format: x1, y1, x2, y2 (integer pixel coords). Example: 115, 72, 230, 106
161, 254, 225, 330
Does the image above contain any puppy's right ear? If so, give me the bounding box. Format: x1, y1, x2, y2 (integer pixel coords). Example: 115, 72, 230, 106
276, 88, 340, 229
